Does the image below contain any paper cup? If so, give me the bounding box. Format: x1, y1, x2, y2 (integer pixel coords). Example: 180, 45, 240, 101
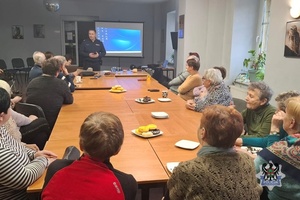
75, 76, 82, 83
162, 90, 168, 98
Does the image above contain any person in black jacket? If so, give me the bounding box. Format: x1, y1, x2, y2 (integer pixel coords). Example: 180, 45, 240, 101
26, 58, 73, 132
79, 30, 106, 71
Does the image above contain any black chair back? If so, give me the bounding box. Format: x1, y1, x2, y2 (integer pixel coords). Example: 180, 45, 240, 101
14, 102, 46, 118
26, 57, 34, 68
0, 59, 7, 70
232, 98, 247, 113
11, 58, 25, 69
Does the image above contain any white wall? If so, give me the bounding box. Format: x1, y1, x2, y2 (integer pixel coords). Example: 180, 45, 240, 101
265, 0, 300, 105
229, 0, 260, 84
176, 0, 261, 84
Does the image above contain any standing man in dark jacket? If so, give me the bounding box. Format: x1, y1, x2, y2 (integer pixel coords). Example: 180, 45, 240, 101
79, 29, 106, 71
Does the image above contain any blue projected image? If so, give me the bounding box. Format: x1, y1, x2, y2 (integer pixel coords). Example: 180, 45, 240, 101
97, 28, 141, 52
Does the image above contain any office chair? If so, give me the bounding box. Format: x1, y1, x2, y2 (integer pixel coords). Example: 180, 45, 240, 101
14, 102, 51, 149
26, 57, 34, 68
12, 58, 30, 86
62, 146, 81, 160
11, 58, 25, 69
232, 97, 247, 113
14, 102, 46, 118
0, 59, 17, 92
0, 59, 7, 70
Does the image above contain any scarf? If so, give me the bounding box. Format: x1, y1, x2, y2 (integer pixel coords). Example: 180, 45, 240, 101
258, 136, 300, 182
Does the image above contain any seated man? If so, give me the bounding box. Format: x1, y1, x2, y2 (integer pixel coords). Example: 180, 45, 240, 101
28, 51, 46, 82
53, 55, 75, 92
26, 58, 73, 132
42, 112, 138, 200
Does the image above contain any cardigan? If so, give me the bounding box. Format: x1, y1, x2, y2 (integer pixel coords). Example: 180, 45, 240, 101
42, 155, 125, 200
167, 151, 261, 200
242, 104, 276, 138
194, 81, 232, 112
178, 73, 202, 100
0, 126, 47, 200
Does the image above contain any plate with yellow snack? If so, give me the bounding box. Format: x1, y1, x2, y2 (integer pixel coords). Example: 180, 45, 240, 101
132, 124, 163, 138
109, 85, 126, 93
109, 89, 127, 93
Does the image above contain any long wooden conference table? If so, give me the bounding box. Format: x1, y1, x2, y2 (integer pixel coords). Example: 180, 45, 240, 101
27, 72, 202, 200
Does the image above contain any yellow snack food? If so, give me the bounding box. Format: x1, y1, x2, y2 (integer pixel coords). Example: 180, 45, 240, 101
111, 85, 123, 91
147, 124, 157, 130
135, 129, 142, 135
138, 126, 149, 133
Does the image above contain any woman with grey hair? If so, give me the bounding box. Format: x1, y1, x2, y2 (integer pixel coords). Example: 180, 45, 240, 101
53, 55, 75, 92
236, 90, 300, 148
186, 68, 232, 112
28, 51, 46, 82
241, 81, 276, 138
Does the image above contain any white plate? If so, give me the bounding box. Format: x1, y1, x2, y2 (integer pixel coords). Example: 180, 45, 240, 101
158, 98, 172, 102
135, 98, 155, 104
131, 129, 163, 138
151, 112, 169, 119
241, 146, 263, 154
102, 70, 111, 73
109, 89, 127, 93
166, 162, 180, 173
175, 140, 200, 150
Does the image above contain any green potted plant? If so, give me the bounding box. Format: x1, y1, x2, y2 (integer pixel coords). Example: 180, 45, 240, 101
243, 42, 266, 82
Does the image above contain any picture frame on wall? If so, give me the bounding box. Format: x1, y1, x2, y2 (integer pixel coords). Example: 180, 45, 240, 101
12, 25, 24, 39
284, 20, 300, 58
34, 24, 45, 38
178, 15, 184, 39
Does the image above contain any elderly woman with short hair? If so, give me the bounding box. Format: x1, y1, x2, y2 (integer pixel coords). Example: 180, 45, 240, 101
236, 90, 300, 148
164, 105, 262, 199
242, 81, 276, 138
186, 68, 232, 112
